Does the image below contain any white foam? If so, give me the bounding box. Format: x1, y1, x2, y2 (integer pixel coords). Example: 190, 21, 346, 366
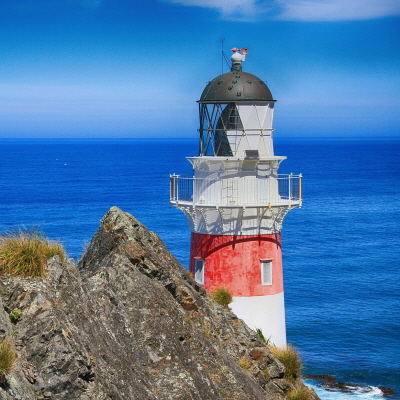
306, 382, 384, 399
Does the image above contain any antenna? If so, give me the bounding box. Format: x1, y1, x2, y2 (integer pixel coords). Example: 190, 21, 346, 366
220, 38, 224, 74
220, 38, 230, 74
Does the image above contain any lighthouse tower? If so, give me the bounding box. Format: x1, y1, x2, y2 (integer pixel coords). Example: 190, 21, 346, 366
170, 49, 302, 347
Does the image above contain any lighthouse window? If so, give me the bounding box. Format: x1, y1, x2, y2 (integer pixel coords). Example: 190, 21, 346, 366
261, 260, 272, 286
194, 259, 205, 285
214, 103, 242, 156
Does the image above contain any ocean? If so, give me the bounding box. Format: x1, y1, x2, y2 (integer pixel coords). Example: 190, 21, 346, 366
0, 137, 399, 399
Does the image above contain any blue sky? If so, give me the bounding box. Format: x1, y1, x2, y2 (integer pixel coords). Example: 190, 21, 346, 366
0, 0, 399, 138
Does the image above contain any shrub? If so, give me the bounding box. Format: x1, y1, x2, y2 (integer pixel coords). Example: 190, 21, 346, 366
270, 344, 302, 382
0, 339, 16, 378
211, 286, 232, 308
286, 388, 314, 400
0, 230, 66, 278
9, 308, 23, 323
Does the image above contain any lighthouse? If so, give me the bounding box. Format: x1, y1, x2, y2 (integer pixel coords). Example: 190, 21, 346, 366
170, 48, 302, 347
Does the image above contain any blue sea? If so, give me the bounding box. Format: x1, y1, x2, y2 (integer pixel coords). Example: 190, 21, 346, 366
0, 137, 399, 399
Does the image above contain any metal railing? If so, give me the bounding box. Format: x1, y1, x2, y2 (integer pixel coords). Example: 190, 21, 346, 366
170, 173, 302, 207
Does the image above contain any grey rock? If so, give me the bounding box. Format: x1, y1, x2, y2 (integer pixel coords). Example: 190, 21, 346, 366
0, 206, 319, 399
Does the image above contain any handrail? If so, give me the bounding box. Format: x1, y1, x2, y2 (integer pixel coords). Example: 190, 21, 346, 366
170, 174, 302, 207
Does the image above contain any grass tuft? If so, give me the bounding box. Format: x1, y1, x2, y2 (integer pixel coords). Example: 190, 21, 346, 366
286, 388, 314, 400
237, 357, 252, 370
210, 286, 232, 308
0, 339, 16, 378
256, 328, 270, 345
270, 344, 302, 382
0, 230, 66, 278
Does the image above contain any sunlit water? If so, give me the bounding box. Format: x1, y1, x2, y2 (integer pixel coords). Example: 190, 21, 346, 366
0, 137, 399, 399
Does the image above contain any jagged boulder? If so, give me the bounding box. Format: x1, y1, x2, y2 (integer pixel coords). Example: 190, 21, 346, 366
0, 207, 318, 399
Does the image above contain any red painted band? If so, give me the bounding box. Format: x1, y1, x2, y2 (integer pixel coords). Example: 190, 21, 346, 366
190, 232, 284, 297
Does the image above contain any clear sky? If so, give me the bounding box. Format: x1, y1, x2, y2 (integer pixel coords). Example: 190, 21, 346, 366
1, 0, 399, 138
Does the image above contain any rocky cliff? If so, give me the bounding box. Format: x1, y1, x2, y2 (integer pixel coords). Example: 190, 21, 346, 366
0, 207, 318, 399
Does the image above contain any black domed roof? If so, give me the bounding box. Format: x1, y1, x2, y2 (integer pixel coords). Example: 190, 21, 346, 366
199, 70, 275, 103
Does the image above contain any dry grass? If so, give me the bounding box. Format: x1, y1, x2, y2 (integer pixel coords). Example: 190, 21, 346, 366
286, 388, 314, 400
269, 344, 302, 382
211, 286, 232, 308
237, 357, 252, 370
0, 230, 66, 278
0, 339, 16, 378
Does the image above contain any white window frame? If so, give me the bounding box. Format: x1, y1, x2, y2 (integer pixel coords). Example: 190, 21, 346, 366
194, 259, 205, 285
261, 259, 273, 286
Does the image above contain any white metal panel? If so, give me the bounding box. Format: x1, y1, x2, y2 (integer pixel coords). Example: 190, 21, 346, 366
221, 178, 238, 205
257, 176, 269, 203
194, 210, 207, 233
236, 104, 253, 129
256, 162, 270, 177
244, 132, 260, 150
203, 209, 221, 233
260, 104, 274, 130
231, 292, 287, 347
257, 135, 270, 157
194, 178, 222, 204
238, 176, 256, 204
245, 105, 263, 130
185, 206, 288, 235
237, 104, 267, 130
219, 208, 242, 234
235, 135, 249, 158
226, 130, 240, 155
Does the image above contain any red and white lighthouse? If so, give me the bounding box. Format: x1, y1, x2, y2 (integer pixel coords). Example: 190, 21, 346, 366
170, 49, 302, 347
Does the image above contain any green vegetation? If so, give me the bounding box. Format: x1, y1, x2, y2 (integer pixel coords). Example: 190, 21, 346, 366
256, 328, 270, 345
9, 308, 23, 323
286, 388, 314, 400
0, 230, 65, 278
270, 344, 302, 382
0, 339, 16, 379
211, 286, 232, 308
